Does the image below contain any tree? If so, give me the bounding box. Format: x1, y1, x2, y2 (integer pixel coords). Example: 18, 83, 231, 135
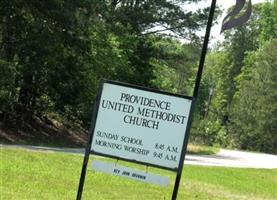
96, 0, 211, 86
0, 0, 93, 122
217, 4, 262, 125
0, 0, 212, 128
150, 37, 200, 93
190, 52, 229, 145
189, 3, 264, 146
230, 39, 277, 153
259, 0, 277, 44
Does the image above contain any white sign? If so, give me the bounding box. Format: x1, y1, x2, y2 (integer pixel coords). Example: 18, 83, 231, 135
92, 160, 169, 187
91, 82, 192, 169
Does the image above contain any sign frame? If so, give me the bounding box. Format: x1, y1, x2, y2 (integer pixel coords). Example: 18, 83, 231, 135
76, 79, 196, 200
92, 79, 194, 171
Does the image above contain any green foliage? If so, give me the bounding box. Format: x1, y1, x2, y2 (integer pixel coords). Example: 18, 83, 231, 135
192, 2, 277, 154
191, 117, 227, 146
190, 52, 230, 146
190, 5, 262, 145
0, 0, 94, 123
1, 0, 275, 154
0, 60, 18, 114
217, 3, 262, 122
226, 2, 277, 153
230, 39, 277, 154
259, 0, 277, 44
150, 38, 200, 93
0, 0, 208, 128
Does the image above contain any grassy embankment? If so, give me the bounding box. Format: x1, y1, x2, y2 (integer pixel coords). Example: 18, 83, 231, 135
1, 147, 276, 200
187, 143, 219, 155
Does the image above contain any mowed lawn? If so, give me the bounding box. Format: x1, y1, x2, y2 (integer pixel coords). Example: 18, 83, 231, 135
1, 147, 276, 200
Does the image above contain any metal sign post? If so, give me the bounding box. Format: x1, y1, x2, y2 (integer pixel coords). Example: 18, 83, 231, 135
193, 0, 217, 99
172, 0, 217, 199
76, 82, 104, 200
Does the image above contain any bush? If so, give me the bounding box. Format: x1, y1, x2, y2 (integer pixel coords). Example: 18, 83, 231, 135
0, 60, 19, 115
191, 118, 227, 146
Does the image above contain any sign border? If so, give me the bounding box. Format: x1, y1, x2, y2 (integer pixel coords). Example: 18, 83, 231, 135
90, 79, 194, 171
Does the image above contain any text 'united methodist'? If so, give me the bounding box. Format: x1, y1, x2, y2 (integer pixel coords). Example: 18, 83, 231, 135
101, 93, 187, 130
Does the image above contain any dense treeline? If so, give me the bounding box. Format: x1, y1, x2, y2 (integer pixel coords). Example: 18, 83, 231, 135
0, 0, 207, 124
0, 1, 276, 153
192, 1, 277, 154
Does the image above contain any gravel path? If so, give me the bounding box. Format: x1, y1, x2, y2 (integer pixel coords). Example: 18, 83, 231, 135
185, 149, 277, 169
1, 144, 277, 169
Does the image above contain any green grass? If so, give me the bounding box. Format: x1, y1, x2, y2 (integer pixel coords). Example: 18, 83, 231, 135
1, 147, 276, 200
187, 144, 219, 155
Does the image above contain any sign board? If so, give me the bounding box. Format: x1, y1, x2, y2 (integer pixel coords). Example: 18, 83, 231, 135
90, 81, 193, 170
92, 160, 169, 187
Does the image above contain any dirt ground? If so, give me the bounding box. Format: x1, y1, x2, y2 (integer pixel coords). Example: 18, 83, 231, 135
0, 115, 88, 147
